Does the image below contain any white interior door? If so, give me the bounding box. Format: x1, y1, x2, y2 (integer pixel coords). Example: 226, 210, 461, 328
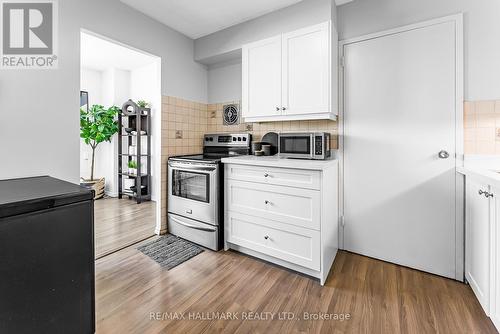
242, 36, 282, 118
343, 19, 460, 278
281, 22, 330, 115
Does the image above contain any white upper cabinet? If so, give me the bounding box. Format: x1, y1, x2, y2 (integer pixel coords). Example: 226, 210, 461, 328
242, 21, 337, 122
242, 36, 282, 119
282, 22, 330, 116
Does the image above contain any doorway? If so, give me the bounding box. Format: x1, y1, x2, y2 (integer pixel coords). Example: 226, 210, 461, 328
340, 15, 464, 279
79, 31, 162, 258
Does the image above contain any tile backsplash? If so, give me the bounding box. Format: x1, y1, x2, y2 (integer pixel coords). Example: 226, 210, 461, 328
207, 101, 338, 149
465, 100, 500, 155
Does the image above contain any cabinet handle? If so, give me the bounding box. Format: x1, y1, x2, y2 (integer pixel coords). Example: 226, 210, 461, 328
479, 190, 485, 195
276, 107, 280, 111
265, 200, 271, 205
282, 107, 287, 111
264, 235, 269, 240
264, 173, 269, 177
486, 192, 494, 198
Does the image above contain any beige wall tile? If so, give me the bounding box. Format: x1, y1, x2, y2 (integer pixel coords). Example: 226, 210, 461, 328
476, 100, 495, 114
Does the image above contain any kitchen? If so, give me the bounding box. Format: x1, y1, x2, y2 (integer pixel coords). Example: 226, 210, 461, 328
1, 0, 500, 333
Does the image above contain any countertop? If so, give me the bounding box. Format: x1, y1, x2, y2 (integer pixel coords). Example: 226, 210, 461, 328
457, 166, 500, 188
221, 155, 338, 171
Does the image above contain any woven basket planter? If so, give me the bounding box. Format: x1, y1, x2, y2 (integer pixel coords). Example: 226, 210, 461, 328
80, 178, 105, 200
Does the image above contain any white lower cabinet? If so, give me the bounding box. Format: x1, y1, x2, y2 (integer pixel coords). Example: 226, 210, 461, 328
465, 178, 492, 314
223, 161, 339, 285
465, 176, 500, 331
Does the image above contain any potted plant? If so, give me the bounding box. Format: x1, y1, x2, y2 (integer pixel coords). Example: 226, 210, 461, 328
80, 104, 120, 199
137, 100, 150, 115
128, 160, 138, 175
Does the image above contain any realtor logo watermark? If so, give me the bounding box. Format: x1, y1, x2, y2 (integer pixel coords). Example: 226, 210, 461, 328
0, 0, 58, 69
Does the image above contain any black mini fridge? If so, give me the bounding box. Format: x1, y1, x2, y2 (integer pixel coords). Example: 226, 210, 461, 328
0, 176, 95, 334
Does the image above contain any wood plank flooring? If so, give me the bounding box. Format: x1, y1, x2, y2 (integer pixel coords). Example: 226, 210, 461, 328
95, 240, 496, 334
94, 198, 155, 258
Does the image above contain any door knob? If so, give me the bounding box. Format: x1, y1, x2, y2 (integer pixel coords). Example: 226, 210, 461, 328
438, 150, 450, 159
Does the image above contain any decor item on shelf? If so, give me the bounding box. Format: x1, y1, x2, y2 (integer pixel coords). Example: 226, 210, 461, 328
123, 178, 135, 190
223, 103, 240, 125
80, 104, 119, 199
130, 185, 147, 195
128, 160, 138, 175
137, 100, 150, 108
124, 127, 134, 134
131, 130, 147, 135
255, 150, 264, 156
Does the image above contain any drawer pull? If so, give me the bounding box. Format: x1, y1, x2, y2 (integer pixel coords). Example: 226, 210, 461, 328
265, 200, 271, 205
264, 235, 269, 240
264, 173, 269, 177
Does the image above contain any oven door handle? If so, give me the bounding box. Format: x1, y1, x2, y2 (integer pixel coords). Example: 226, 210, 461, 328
170, 215, 217, 232
168, 161, 217, 172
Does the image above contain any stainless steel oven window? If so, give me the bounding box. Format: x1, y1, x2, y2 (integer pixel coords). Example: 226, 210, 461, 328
279, 136, 311, 154
171, 170, 210, 203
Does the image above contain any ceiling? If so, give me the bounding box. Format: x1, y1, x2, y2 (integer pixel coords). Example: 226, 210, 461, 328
80, 32, 157, 71
120, 0, 351, 39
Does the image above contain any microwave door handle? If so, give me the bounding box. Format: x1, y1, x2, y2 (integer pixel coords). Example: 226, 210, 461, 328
170, 215, 216, 232
311, 134, 315, 158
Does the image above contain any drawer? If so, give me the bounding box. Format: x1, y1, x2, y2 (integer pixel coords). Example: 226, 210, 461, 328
226, 211, 320, 271
226, 180, 320, 230
225, 164, 320, 190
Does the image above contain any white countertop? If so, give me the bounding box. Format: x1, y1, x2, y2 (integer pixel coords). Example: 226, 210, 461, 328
221, 155, 338, 171
457, 155, 500, 187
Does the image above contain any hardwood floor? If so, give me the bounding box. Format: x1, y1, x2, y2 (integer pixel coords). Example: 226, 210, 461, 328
95, 240, 496, 334
94, 198, 156, 258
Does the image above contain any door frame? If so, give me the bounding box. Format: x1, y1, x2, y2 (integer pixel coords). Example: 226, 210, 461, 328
338, 14, 464, 280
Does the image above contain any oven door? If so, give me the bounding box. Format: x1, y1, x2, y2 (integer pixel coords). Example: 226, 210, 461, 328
168, 161, 219, 225
279, 134, 314, 159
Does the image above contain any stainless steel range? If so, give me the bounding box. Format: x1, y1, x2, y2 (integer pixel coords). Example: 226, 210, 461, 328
167, 133, 251, 250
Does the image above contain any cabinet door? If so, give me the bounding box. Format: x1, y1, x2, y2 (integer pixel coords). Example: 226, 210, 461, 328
490, 186, 500, 329
242, 35, 282, 119
465, 178, 491, 315
281, 21, 330, 115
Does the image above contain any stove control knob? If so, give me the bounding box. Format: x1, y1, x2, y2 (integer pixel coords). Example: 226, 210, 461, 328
233, 137, 237, 141
243, 137, 247, 141
238, 137, 242, 141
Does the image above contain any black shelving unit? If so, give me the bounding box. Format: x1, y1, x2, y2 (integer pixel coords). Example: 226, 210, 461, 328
118, 100, 151, 204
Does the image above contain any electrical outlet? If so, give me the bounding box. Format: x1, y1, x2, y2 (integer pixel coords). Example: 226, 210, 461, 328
175, 130, 183, 139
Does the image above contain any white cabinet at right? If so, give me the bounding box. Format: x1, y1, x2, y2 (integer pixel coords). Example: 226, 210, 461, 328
465, 178, 493, 314
464, 175, 500, 330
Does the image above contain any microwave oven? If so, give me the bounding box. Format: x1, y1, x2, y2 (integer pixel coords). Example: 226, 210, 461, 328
279, 132, 331, 160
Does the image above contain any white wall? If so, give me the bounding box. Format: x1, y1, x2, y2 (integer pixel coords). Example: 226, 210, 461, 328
207, 60, 242, 103
337, 0, 500, 101
80, 68, 104, 180
194, 0, 333, 63
130, 62, 162, 202
0, 0, 207, 183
